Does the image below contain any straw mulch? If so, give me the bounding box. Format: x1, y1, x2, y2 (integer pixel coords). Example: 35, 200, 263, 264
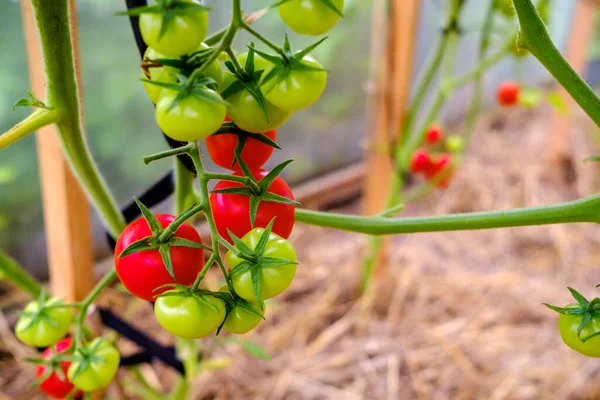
2, 105, 600, 400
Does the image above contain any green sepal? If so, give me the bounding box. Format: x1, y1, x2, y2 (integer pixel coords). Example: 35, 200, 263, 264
227, 229, 253, 254
569, 287, 589, 307
228, 261, 252, 278
250, 264, 263, 305
543, 303, 585, 315
13, 91, 50, 111
118, 237, 157, 258
257, 159, 293, 191
261, 192, 301, 206
211, 187, 254, 196
259, 257, 298, 267
253, 219, 275, 255
248, 196, 260, 227
169, 237, 212, 251
134, 197, 163, 236
316, 0, 344, 17
159, 244, 177, 280
577, 312, 592, 337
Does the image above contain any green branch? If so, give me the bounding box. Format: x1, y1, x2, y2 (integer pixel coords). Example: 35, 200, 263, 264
0, 251, 42, 298
30, 0, 125, 238
512, 0, 600, 127
0, 108, 60, 150
296, 193, 600, 235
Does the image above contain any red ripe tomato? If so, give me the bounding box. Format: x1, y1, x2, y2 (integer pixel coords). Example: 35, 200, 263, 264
37, 338, 82, 399
114, 215, 205, 301
497, 80, 520, 106
409, 148, 432, 173
210, 169, 295, 243
424, 154, 453, 188
206, 117, 276, 170
425, 123, 443, 144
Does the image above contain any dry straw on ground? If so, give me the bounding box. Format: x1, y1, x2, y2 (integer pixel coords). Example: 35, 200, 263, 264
1, 105, 600, 399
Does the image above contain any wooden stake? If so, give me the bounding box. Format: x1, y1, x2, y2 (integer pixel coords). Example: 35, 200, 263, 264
21, 0, 94, 302
547, 0, 597, 164
363, 0, 421, 215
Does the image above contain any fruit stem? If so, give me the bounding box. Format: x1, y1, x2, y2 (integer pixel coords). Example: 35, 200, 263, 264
0, 108, 60, 150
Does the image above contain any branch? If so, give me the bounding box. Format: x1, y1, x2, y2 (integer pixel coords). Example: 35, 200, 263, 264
512, 0, 600, 127
0, 251, 42, 298
0, 108, 60, 150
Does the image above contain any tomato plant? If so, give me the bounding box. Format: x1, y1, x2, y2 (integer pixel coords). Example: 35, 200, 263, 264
226, 226, 298, 302
206, 116, 277, 170
36, 337, 82, 399
67, 338, 120, 391
278, 0, 344, 36
114, 214, 205, 302
16, 296, 72, 348
210, 168, 296, 243
154, 290, 226, 338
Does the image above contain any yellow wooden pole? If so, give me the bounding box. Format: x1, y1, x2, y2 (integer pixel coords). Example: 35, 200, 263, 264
21, 0, 94, 303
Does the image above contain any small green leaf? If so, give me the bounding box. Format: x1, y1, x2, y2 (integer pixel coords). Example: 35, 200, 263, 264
221, 79, 246, 100
231, 135, 248, 168
134, 197, 164, 236
248, 196, 260, 227
294, 37, 329, 60
229, 261, 252, 277
140, 79, 183, 91
241, 340, 270, 360
569, 287, 589, 307
169, 237, 212, 251
548, 92, 569, 115
543, 303, 585, 315
577, 312, 592, 337
318, 0, 343, 17
258, 160, 294, 191
159, 244, 177, 280
211, 187, 253, 196
245, 44, 256, 75
12, 91, 49, 111
261, 192, 301, 206
259, 257, 298, 267
250, 266, 263, 304
254, 219, 276, 255
119, 237, 156, 258
227, 229, 253, 254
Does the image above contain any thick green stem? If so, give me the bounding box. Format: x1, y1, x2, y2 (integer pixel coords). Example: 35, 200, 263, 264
0, 251, 42, 298
0, 108, 60, 150
75, 268, 118, 344
30, 0, 125, 238
512, 0, 600, 127
296, 193, 600, 234
174, 159, 196, 216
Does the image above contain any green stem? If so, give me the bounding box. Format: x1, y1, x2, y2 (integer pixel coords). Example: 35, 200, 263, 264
0, 251, 42, 298
295, 193, 600, 235
452, 45, 510, 89
0, 108, 60, 150
75, 268, 118, 345
241, 23, 285, 56
512, 0, 600, 127
30, 0, 125, 238
173, 159, 196, 216
158, 203, 205, 242
143, 144, 193, 165
225, 47, 245, 74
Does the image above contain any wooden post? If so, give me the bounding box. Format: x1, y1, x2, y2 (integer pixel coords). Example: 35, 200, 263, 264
21, 0, 94, 302
363, 0, 421, 215
547, 0, 598, 165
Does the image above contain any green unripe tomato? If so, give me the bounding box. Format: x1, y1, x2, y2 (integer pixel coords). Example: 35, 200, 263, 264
226, 228, 297, 302
198, 43, 223, 90
142, 47, 178, 104
139, 0, 208, 57
68, 338, 120, 391
445, 135, 464, 153
219, 286, 264, 334
262, 55, 327, 111
558, 304, 600, 357
16, 297, 72, 348
156, 88, 226, 142
278, 0, 344, 36
154, 291, 226, 339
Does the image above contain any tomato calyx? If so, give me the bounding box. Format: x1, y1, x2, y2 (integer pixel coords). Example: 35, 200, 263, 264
143, 74, 226, 111
212, 121, 281, 169
118, 0, 209, 40
118, 198, 211, 280
215, 288, 265, 335
273, 0, 344, 17
221, 45, 272, 122
545, 287, 600, 342
142, 47, 218, 83
227, 220, 298, 304
212, 160, 300, 226
15, 292, 72, 333
250, 36, 328, 94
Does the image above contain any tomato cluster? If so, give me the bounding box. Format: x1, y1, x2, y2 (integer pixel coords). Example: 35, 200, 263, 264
408, 124, 458, 189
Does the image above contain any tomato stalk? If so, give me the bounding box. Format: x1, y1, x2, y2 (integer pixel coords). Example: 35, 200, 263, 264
173, 159, 196, 216
28, 0, 126, 239
0, 108, 60, 150
512, 0, 600, 127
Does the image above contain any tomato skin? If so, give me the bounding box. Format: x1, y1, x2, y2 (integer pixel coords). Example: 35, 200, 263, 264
210, 169, 295, 243
156, 88, 226, 142
226, 228, 297, 301
114, 215, 204, 302
139, 2, 208, 57
154, 291, 226, 338
278, 0, 344, 36
409, 149, 432, 174
263, 55, 327, 111
37, 338, 82, 399
142, 47, 178, 104
68, 338, 120, 392
558, 304, 600, 357
425, 123, 443, 144
497, 81, 520, 107
16, 297, 72, 348
222, 53, 290, 133
219, 286, 264, 334
424, 154, 452, 188
198, 43, 224, 89
206, 117, 276, 170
